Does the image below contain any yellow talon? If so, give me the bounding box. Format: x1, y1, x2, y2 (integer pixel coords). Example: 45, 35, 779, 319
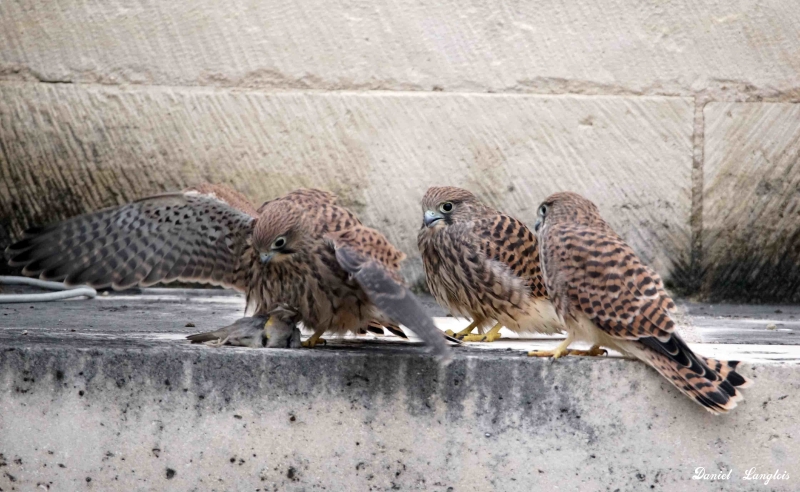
301, 338, 327, 348
567, 345, 607, 357
302, 328, 327, 348
528, 337, 573, 359
461, 322, 503, 342
446, 318, 483, 339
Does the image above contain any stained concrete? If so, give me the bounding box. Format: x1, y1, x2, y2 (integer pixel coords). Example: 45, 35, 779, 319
702, 102, 800, 303
1, 289, 799, 491
1, 0, 798, 97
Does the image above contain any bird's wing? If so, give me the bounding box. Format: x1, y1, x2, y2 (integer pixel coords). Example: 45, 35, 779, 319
470, 214, 548, 297
327, 225, 450, 359
428, 219, 536, 316
540, 222, 677, 341
7, 188, 256, 291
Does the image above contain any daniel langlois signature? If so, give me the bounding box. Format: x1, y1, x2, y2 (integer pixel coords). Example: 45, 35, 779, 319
692, 467, 790, 485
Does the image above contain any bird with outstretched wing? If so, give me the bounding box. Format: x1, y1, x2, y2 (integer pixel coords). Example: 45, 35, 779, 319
6, 184, 452, 359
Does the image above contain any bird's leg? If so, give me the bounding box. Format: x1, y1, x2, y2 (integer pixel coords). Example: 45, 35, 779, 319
445, 318, 482, 339
528, 334, 574, 359
301, 326, 328, 348
566, 345, 608, 357
461, 322, 504, 342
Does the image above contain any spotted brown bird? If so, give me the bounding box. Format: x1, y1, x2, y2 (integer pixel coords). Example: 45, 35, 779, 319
534, 191, 750, 413
417, 186, 566, 344
6, 185, 450, 358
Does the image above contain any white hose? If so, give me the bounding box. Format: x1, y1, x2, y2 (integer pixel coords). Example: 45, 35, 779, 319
0, 276, 97, 303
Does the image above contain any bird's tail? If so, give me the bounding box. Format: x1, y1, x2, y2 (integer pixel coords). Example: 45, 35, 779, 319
631, 336, 751, 414
382, 323, 408, 339
186, 331, 219, 344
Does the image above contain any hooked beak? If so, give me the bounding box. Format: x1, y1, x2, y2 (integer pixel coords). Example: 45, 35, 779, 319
423, 210, 444, 228
534, 218, 542, 232
259, 252, 274, 264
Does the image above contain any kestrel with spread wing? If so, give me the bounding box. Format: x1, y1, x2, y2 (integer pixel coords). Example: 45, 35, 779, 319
534, 191, 750, 413
6, 184, 450, 359
417, 186, 566, 345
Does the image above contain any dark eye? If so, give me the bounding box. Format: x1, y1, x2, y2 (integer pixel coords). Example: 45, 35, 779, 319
440, 202, 454, 213
538, 204, 548, 216
271, 236, 287, 249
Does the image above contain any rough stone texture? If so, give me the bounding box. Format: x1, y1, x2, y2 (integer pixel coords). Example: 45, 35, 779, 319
703, 103, 800, 302
0, 338, 797, 491
0, 0, 799, 99
0, 83, 693, 284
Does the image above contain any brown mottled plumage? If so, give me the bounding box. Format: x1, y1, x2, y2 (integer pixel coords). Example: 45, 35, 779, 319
6, 185, 449, 358
534, 191, 750, 414
417, 186, 563, 342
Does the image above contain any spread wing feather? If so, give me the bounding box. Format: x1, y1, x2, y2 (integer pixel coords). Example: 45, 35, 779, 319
7, 186, 255, 291
329, 226, 450, 359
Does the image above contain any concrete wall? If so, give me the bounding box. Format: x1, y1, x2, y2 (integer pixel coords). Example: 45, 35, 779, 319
1, 340, 798, 491
1, 0, 799, 300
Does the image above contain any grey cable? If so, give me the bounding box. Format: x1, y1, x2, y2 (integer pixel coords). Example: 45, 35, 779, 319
0, 276, 97, 303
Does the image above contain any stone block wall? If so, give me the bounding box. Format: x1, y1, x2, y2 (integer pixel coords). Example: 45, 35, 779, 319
1, 0, 798, 300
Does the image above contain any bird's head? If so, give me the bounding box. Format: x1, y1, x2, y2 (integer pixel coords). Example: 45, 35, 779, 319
253, 200, 310, 265
264, 303, 302, 348
534, 191, 602, 235
420, 186, 485, 229
266, 303, 301, 324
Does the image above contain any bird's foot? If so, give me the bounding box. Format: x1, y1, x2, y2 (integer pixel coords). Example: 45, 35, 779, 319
460, 332, 502, 342
527, 337, 574, 359
528, 347, 570, 359
301, 337, 327, 348
445, 327, 476, 340
566, 345, 608, 357
460, 322, 503, 342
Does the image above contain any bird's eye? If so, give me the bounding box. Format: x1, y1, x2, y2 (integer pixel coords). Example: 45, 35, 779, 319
440, 202, 454, 213
271, 236, 287, 250
538, 204, 548, 216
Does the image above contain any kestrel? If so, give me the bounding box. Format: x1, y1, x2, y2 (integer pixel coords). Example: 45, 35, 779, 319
534, 191, 750, 413
187, 304, 301, 348
417, 186, 565, 344
6, 184, 451, 358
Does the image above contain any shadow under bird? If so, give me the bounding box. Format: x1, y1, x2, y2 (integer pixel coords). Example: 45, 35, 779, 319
5, 184, 451, 360
534, 191, 751, 414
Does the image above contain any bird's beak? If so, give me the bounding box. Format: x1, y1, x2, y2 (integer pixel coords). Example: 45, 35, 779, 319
534, 218, 542, 232
423, 210, 444, 228
260, 252, 274, 264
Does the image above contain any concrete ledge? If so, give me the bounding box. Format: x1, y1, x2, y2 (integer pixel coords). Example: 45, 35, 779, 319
1, 339, 798, 491
1, 290, 799, 491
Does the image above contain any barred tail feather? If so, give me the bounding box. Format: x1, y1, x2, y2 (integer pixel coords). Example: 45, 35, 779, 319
699, 356, 752, 389
631, 336, 749, 414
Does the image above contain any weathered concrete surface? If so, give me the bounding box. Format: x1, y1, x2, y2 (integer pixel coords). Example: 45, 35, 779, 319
703, 103, 800, 303
2, 289, 799, 490
1, 341, 798, 491
0, 83, 693, 283
1, 0, 798, 99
